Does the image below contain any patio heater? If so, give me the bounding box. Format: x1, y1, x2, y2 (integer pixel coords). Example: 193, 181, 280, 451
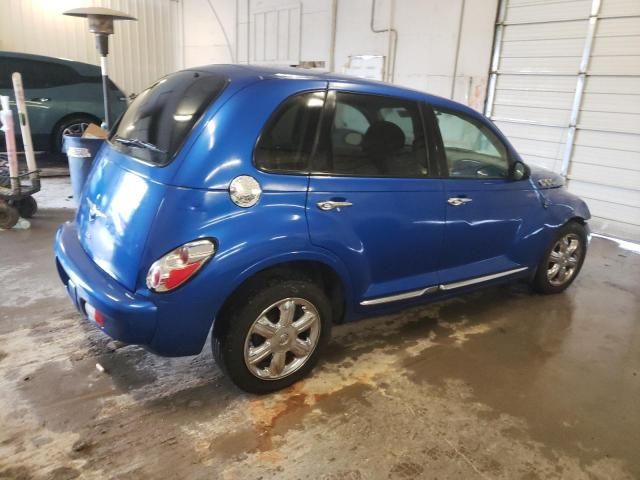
63, 7, 137, 129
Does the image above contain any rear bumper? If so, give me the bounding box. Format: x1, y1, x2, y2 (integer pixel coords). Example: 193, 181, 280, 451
54, 221, 158, 347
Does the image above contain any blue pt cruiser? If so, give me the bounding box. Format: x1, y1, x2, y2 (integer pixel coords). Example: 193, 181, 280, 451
55, 65, 590, 393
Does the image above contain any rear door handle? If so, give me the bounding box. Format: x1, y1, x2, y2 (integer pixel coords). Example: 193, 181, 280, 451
31, 97, 50, 102
448, 197, 472, 206
317, 200, 353, 211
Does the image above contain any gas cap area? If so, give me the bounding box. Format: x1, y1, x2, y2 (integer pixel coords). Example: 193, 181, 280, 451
229, 175, 262, 208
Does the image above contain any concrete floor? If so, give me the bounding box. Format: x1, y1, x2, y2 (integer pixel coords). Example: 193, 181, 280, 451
0, 208, 639, 480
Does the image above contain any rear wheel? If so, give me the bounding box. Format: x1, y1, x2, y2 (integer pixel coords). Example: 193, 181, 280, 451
532, 222, 587, 294
52, 114, 99, 153
16, 196, 37, 218
212, 279, 332, 393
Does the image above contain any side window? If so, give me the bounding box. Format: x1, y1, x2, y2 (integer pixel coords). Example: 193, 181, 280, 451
255, 91, 325, 173
433, 107, 509, 179
0, 58, 77, 89
316, 92, 428, 177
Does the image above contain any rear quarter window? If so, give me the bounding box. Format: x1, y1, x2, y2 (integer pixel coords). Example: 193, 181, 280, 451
109, 70, 228, 166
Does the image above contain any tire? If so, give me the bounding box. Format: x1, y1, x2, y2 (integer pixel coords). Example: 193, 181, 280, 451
16, 196, 37, 218
532, 222, 587, 294
212, 278, 332, 394
0, 202, 19, 229
52, 114, 99, 153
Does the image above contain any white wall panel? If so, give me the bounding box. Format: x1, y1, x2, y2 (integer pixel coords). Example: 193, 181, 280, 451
585, 76, 640, 94
505, 0, 591, 24
596, 16, 640, 36
495, 74, 577, 92
502, 20, 588, 40
498, 56, 583, 75
568, 163, 640, 190
575, 129, 640, 152
492, 103, 571, 125
0, 0, 180, 95
591, 35, 640, 56
496, 121, 567, 142
568, 182, 640, 208
500, 38, 585, 57
571, 144, 640, 171
494, 90, 575, 109
581, 93, 640, 114
180, 0, 497, 112
599, 0, 640, 17
589, 55, 640, 75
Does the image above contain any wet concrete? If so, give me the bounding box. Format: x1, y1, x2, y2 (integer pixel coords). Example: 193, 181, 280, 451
0, 209, 639, 479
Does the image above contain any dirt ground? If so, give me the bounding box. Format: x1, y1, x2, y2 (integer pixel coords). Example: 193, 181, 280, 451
1, 209, 639, 480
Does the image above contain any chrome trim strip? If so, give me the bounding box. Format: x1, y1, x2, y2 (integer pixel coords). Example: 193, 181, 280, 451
439, 267, 529, 291
359, 267, 529, 306
360, 285, 439, 306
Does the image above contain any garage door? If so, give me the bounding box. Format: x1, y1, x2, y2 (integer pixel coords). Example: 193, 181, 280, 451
486, 0, 640, 241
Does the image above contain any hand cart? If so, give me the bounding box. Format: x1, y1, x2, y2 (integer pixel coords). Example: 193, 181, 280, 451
0, 72, 40, 229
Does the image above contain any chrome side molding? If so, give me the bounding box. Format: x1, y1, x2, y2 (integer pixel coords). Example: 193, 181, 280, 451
359, 267, 529, 306
360, 285, 439, 306
439, 266, 529, 291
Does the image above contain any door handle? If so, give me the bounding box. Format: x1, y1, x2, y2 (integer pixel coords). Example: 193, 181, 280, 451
448, 197, 472, 206
317, 200, 353, 211
31, 97, 50, 102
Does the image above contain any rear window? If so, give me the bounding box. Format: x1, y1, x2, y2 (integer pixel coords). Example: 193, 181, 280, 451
109, 70, 228, 165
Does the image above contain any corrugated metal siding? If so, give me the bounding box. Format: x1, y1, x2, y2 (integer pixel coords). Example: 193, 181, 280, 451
0, 0, 180, 95
488, 0, 640, 240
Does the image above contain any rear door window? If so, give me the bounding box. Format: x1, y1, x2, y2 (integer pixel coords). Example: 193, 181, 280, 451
109, 70, 228, 166
314, 92, 429, 177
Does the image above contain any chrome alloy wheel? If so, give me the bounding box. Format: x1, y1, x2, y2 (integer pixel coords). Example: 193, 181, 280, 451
547, 233, 582, 286
244, 298, 321, 380
62, 122, 90, 137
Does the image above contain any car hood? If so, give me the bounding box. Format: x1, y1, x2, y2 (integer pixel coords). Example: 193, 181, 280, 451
529, 165, 565, 189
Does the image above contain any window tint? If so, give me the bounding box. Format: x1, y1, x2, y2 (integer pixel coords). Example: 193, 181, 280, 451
315, 92, 428, 177
0, 58, 77, 89
110, 70, 227, 165
255, 91, 325, 172
434, 107, 509, 179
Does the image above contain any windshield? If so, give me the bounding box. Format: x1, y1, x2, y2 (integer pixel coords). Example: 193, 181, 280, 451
109, 70, 228, 165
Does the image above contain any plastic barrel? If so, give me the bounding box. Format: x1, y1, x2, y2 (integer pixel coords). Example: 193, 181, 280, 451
63, 135, 105, 206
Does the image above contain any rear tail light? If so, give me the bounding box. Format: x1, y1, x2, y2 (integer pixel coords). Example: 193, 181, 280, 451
146, 239, 215, 292
84, 303, 105, 327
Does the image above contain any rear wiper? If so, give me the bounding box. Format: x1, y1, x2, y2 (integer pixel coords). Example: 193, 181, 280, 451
113, 136, 166, 154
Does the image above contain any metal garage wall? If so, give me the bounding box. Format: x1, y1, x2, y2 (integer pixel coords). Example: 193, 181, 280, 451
487, 0, 640, 241
0, 0, 181, 96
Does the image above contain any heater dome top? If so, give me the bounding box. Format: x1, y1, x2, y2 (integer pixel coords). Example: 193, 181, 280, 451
63, 7, 136, 21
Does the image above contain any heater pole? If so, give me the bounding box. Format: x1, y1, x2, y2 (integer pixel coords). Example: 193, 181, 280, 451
63, 7, 137, 130
96, 33, 111, 128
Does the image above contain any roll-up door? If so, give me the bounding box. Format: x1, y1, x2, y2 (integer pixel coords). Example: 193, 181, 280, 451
486, 0, 640, 241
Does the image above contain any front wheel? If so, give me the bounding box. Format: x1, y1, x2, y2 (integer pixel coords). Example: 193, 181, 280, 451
532, 222, 587, 294
212, 279, 332, 393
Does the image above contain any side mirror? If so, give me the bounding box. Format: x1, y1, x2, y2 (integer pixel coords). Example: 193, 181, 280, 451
510, 160, 529, 181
